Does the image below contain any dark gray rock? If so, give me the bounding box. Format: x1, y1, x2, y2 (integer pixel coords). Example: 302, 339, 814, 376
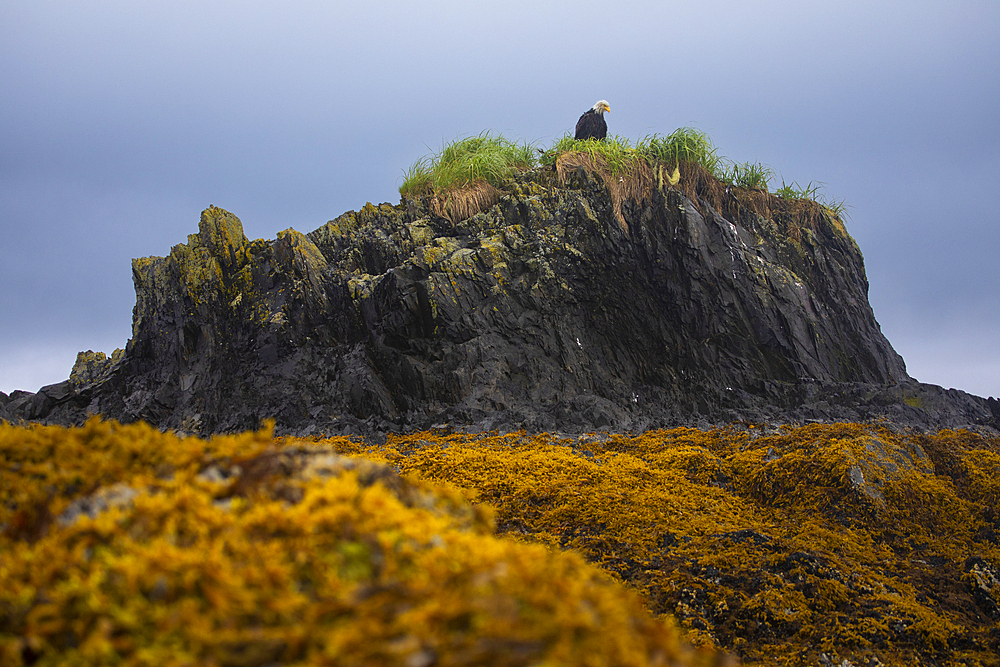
8, 173, 997, 435
2, 391, 33, 420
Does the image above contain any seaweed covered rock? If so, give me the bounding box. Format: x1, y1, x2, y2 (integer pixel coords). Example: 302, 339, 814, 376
0, 420, 725, 667
5, 171, 997, 434
326, 423, 1000, 666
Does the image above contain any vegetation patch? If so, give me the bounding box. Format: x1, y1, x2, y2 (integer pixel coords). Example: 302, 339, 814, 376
553, 142, 654, 231
399, 133, 537, 223
0, 419, 722, 667
399, 129, 850, 243
324, 423, 1000, 666
6, 419, 999, 664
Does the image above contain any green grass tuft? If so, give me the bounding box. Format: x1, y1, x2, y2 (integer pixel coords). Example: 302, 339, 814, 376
775, 179, 821, 201
723, 161, 774, 191
541, 134, 644, 175
636, 128, 725, 178
776, 179, 850, 220
399, 132, 537, 198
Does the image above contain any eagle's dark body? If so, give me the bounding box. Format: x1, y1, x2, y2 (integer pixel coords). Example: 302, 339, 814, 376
575, 100, 610, 140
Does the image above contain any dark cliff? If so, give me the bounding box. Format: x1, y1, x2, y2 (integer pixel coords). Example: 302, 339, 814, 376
5, 167, 998, 434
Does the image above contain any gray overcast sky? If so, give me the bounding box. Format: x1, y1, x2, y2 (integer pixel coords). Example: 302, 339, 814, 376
2, 0, 998, 399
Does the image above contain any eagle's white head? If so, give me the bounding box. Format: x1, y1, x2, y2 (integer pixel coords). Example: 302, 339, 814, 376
592, 100, 611, 115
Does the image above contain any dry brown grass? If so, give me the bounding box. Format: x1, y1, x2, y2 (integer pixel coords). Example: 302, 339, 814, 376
727, 186, 773, 220
556, 151, 655, 232
559, 154, 845, 245
672, 162, 729, 214
429, 180, 503, 223
772, 198, 843, 243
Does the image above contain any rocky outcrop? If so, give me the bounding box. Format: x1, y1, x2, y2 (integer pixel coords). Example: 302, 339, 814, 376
4, 169, 997, 434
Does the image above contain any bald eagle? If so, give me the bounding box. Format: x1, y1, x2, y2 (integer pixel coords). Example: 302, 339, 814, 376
575, 100, 611, 140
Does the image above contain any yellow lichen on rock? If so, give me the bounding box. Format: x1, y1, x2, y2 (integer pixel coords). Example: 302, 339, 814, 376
323, 424, 1000, 666
198, 205, 249, 267
0, 420, 719, 667
6, 416, 997, 665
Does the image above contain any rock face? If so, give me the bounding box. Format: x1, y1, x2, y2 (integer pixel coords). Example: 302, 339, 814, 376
5, 170, 998, 434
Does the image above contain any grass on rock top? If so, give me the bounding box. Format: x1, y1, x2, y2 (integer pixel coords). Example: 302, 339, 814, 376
399, 132, 538, 198
400, 128, 849, 225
